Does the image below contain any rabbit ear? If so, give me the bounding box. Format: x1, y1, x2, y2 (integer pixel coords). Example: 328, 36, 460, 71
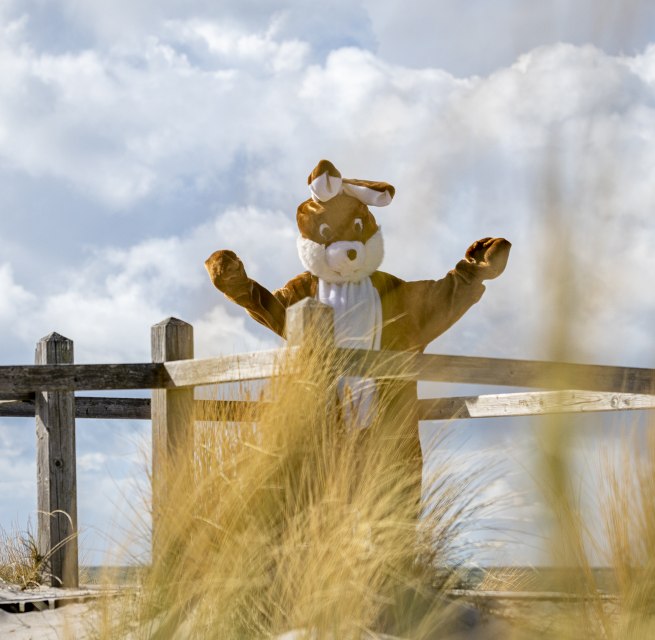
308, 159, 343, 202
342, 178, 395, 207
307, 160, 396, 207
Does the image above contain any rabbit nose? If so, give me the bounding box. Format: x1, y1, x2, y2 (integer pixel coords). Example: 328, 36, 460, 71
347, 249, 357, 261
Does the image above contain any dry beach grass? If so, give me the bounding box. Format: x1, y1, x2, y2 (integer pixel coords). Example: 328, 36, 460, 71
88, 332, 492, 639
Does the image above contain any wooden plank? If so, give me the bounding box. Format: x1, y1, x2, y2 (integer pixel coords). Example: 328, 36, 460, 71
418, 390, 655, 421
0, 351, 283, 394
416, 397, 469, 421
0, 397, 150, 420
0, 392, 34, 401
151, 318, 194, 563
35, 333, 78, 589
285, 298, 334, 347
447, 589, 617, 602
74, 397, 151, 419
0, 398, 259, 421
0, 348, 652, 395
0, 362, 165, 394
339, 350, 655, 395
7, 389, 652, 422
163, 349, 292, 387
0, 399, 36, 417
0, 587, 122, 614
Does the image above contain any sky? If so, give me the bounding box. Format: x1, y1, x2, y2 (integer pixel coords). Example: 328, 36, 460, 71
0, 0, 654, 567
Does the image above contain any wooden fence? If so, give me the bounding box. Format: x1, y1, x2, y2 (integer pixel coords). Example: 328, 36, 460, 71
1, 299, 654, 588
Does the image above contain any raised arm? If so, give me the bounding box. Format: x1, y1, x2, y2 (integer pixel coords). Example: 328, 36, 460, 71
205, 250, 314, 338
409, 237, 511, 348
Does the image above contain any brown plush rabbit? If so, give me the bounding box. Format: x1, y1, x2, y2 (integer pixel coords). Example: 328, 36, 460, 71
206, 159, 510, 353
206, 159, 510, 511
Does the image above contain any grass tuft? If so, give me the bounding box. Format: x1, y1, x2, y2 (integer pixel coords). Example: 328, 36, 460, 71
92, 329, 490, 639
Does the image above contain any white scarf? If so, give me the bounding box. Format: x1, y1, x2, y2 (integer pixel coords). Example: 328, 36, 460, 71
317, 277, 382, 428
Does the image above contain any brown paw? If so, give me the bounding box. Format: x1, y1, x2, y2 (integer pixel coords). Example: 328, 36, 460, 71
205, 250, 248, 290
465, 237, 511, 280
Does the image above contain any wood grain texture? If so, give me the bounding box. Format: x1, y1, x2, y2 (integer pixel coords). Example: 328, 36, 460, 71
7, 390, 651, 422
0, 398, 259, 421
35, 333, 79, 589
0, 363, 165, 393
338, 350, 655, 395
0, 392, 34, 401
418, 390, 655, 421
0, 345, 651, 396
163, 349, 292, 387
151, 318, 194, 561
73, 397, 151, 419
0, 397, 150, 420
285, 299, 334, 347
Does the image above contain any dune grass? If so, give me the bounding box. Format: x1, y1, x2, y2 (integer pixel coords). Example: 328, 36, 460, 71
0, 522, 45, 589
89, 329, 491, 639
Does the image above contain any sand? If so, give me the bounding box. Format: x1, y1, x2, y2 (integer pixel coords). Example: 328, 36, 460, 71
0, 602, 97, 639
0, 582, 105, 639
0, 581, 515, 639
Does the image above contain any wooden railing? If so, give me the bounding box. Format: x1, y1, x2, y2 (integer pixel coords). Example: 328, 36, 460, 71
1, 299, 654, 588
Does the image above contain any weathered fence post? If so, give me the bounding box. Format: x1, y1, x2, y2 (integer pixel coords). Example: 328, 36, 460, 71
150, 318, 194, 560
286, 299, 337, 418
35, 333, 78, 588
285, 298, 334, 348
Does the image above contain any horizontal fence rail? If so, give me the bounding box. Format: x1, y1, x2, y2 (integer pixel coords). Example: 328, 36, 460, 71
417, 390, 655, 421
339, 350, 655, 395
0, 350, 290, 394
1, 350, 653, 395
0, 363, 166, 394
3, 391, 654, 422
0, 397, 152, 420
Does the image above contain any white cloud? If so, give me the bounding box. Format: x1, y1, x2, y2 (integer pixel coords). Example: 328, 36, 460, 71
169, 18, 310, 73
362, 0, 655, 76
0, 21, 652, 363
194, 305, 279, 358
1, 207, 293, 363
77, 452, 108, 472
0, 264, 35, 321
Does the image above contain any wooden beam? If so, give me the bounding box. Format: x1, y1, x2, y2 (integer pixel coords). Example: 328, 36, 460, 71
163, 349, 290, 388
285, 298, 334, 348
0, 350, 284, 393
0, 392, 34, 401
5, 389, 653, 423
339, 350, 655, 395
418, 390, 655, 421
0, 397, 150, 420
35, 333, 78, 589
151, 318, 194, 563
0, 398, 261, 421
0, 349, 652, 395
74, 397, 151, 419
0, 362, 166, 394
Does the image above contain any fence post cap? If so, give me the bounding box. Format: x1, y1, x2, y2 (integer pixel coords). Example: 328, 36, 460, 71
287, 298, 331, 311
286, 298, 334, 346
152, 317, 192, 329
38, 332, 72, 344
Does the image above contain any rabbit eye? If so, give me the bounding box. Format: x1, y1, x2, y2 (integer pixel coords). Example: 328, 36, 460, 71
353, 218, 363, 233
319, 223, 333, 240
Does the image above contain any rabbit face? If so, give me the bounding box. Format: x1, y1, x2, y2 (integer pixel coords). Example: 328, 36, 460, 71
296, 193, 384, 283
